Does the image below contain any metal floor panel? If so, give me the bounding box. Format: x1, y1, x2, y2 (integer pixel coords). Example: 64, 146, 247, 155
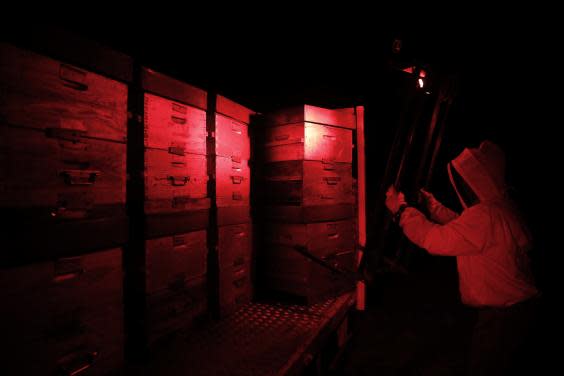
145, 293, 355, 375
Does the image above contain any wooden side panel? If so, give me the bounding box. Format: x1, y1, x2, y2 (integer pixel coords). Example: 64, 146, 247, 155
146, 230, 207, 294
215, 114, 250, 159
216, 156, 250, 207
0, 248, 124, 376
0, 126, 126, 211
144, 93, 207, 155
0, 43, 128, 142
145, 150, 208, 214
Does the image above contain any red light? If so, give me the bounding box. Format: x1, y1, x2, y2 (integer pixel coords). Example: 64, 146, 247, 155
418, 78, 424, 88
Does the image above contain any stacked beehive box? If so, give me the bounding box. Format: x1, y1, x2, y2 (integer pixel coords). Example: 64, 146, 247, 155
261, 105, 357, 302
0, 41, 128, 375
135, 68, 211, 346
214, 95, 255, 315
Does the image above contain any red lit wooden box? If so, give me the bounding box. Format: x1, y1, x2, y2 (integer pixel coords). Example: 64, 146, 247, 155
215, 113, 250, 160
216, 156, 250, 208
0, 248, 124, 376
264, 122, 353, 163
264, 104, 357, 129
264, 247, 355, 302
216, 94, 256, 126
215, 95, 255, 225
219, 261, 253, 316
263, 160, 354, 207
144, 149, 209, 214
218, 223, 252, 271
0, 43, 128, 143
141, 67, 207, 111
146, 275, 207, 346
264, 219, 355, 257
0, 126, 125, 217
0, 43, 129, 259
146, 230, 207, 293
140, 68, 210, 234
263, 104, 355, 163
144, 93, 207, 155
145, 230, 208, 344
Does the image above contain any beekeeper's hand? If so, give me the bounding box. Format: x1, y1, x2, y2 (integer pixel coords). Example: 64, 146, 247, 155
385, 185, 406, 214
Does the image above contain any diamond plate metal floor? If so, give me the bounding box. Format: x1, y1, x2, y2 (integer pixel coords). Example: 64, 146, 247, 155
144, 292, 355, 375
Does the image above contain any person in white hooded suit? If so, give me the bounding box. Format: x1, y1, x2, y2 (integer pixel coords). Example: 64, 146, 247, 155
385, 140, 540, 375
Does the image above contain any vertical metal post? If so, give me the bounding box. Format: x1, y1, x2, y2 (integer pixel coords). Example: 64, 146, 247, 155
355, 106, 366, 310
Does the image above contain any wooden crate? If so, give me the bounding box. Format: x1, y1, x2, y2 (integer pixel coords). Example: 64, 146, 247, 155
144, 92, 207, 155
264, 122, 352, 163
216, 156, 250, 208
0, 43, 128, 143
218, 224, 252, 271
264, 219, 354, 257
0, 248, 124, 376
144, 149, 208, 214
215, 113, 250, 160
263, 160, 354, 207
146, 230, 207, 295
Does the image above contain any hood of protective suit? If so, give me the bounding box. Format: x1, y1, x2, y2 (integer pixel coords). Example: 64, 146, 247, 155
448, 140, 507, 208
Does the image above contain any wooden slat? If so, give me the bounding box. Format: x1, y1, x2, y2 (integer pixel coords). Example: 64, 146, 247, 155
216, 94, 256, 124
141, 67, 207, 110
265, 105, 356, 129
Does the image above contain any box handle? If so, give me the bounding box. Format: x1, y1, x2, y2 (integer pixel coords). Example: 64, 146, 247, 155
233, 256, 246, 267
53, 270, 84, 283
232, 192, 243, 201
323, 134, 337, 141
46, 127, 87, 142
322, 160, 336, 170
171, 115, 187, 125
60, 170, 100, 185
58, 351, 98, 376
168, 146, 185, 156
231, 176, 243, 184
264, 136, 303, 147
233, 276, 247, 288
172, 103, 187, 114
231, 155, 242, 164
323, 176, 341, 185
59, 64, 88, 91
54, 257, 84, 283
173, 235, 186, 247
169, 176, 189, 186
234, 231, 247, 238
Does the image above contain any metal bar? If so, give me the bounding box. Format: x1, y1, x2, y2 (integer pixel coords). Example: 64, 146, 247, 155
355, 106, 367, 310
292, 246, 360, 283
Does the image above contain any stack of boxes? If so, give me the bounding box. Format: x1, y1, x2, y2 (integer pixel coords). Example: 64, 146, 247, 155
135, 68, 211, 347
214, 95, 254, 315
261, 105, 358, 302
0, 42, 128, 375
0, 33, 361, 374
